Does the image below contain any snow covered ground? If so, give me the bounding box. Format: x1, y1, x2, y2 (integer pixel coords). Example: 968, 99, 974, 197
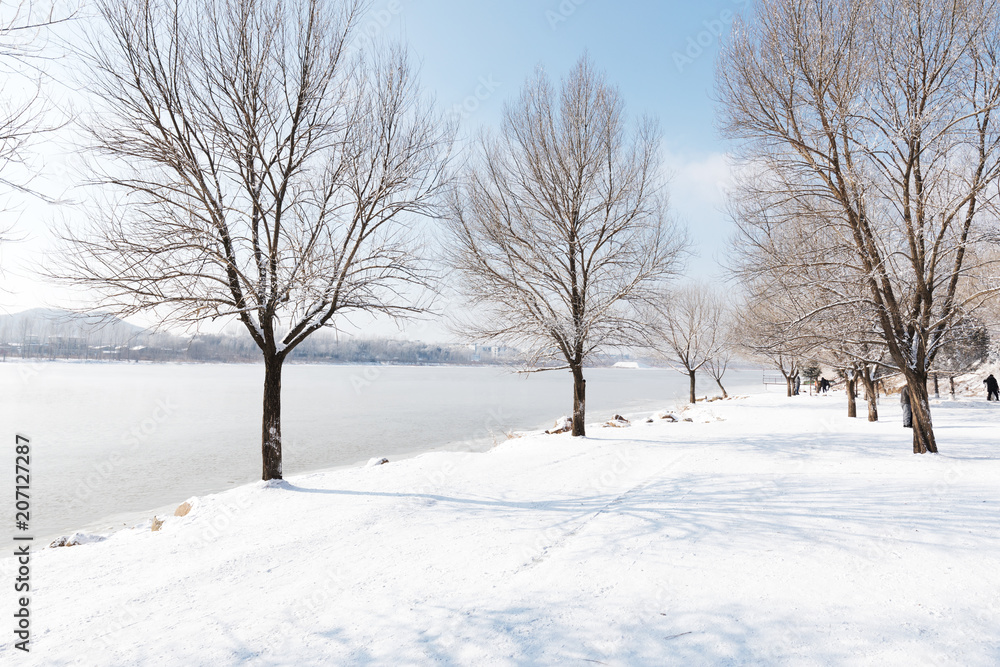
3, 390, 999, 666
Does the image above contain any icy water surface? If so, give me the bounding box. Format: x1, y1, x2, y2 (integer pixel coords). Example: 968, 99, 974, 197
2, 362, 764, 540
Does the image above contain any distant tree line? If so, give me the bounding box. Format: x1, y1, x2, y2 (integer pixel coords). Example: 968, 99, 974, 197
0, 314, 519, 365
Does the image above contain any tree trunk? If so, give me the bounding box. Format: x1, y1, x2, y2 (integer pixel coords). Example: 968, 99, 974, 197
715, 377, 728, 398
571, 364, 586, 437
688, 370, 697, 404
906, 373, 938, 454
933, 373, 939, 398
859, 367, 878, 422
784, 374, 793, 397
949, 376, 955, 398
262, 354, 284, 480
846, 371, 857, 418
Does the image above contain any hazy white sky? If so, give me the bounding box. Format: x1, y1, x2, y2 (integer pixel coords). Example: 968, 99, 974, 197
0, 0, 746, 340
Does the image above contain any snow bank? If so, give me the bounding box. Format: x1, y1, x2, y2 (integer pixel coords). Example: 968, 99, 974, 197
47, 533, 107, 548
2, 392, 999, 665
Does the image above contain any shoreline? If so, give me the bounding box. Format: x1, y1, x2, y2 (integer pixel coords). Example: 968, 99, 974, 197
30, 398, 699, 547
16, 373, 989, 549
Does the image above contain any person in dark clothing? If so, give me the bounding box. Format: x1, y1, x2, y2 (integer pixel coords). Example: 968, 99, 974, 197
819, 378, 830, 394
986, 374, 999, 401
900, 385, 912, 428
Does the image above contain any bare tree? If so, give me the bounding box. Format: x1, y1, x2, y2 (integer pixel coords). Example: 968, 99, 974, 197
705, 341, 734, 399
654, 283, 727, 404
0, 0, 75, 244
55, 0, 453, 479
445, 57, 686, 436
802, 296, 893, 420
2, 2, 44, 200
727, 171, 898, 419
719, 0, 1000, 453
933, 315, 990, 395
736, 296, 812, 397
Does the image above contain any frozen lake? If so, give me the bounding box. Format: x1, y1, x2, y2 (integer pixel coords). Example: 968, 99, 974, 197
1, 361, 764, 540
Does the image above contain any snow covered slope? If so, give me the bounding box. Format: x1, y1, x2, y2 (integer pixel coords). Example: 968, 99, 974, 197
2, 393, 999, 665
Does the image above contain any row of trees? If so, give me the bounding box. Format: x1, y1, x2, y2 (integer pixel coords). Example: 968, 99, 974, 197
7, 0, 1000, 481
718, 0, 1000, 453
1, 0, 693, 479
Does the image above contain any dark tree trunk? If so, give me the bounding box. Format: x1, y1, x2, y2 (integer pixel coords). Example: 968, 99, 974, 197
906, 373, 938, 454
949, 376, 955, 398
784, 374, 793, 397
846, 371, 857, 418
933, 373, 940, 398
688, 370, 697, 404
714, 377, 728, 399
571, 364, 586, 437
859, 367, 878, 422
262, 354, 284, 480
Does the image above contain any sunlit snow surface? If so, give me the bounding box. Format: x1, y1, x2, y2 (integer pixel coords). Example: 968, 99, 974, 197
2, 391, 998, 665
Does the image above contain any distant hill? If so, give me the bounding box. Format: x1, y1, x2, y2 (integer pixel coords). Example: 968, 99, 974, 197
0, 308, 146, 340
0, 308, 521, 365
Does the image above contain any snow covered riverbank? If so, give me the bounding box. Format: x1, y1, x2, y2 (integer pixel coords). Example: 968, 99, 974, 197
3, 391, 999, 665
0, 362, 765, 541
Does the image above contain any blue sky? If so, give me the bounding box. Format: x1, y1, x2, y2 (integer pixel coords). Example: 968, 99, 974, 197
387, 0, 747, 154
385, 1, 750, 314
390, 2, 746, 287
0, 0, 748, 338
